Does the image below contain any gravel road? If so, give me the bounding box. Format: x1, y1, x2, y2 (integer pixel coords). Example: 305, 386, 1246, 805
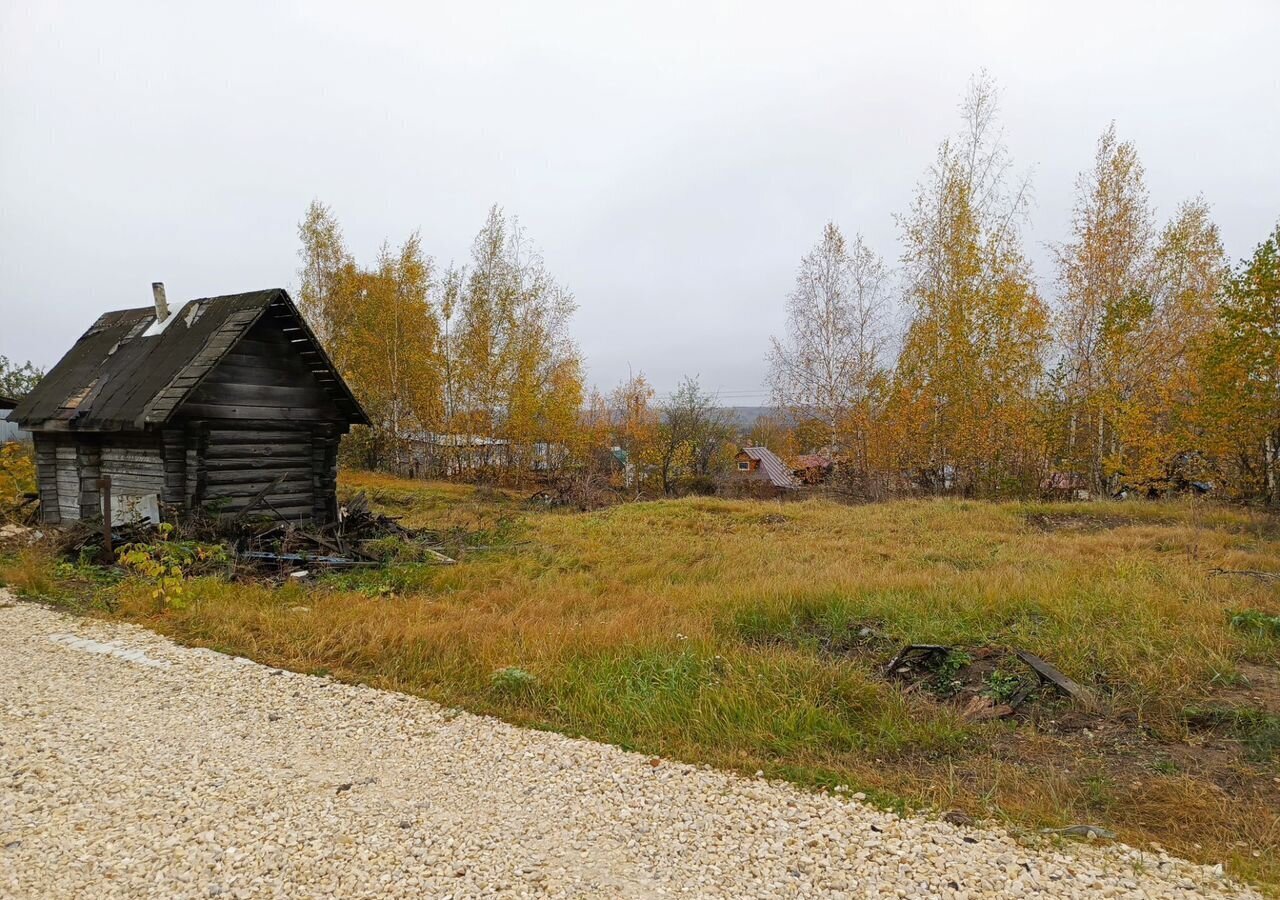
0, 594, 1258, 899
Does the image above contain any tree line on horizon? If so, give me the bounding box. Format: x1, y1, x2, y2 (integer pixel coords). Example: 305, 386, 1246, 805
295, 74, 1277, 505
767, 74, 1277, 505
3, 74, 1274, 505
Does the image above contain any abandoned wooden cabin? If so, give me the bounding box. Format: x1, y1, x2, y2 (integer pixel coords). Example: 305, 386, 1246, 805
11, 284, 368, 525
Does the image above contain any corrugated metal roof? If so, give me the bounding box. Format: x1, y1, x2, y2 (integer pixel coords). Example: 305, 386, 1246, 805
12, 289, 368, 431
741, 446, 799, 489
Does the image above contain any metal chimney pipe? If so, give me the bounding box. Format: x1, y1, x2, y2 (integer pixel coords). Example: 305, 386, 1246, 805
152, 282, 170, 322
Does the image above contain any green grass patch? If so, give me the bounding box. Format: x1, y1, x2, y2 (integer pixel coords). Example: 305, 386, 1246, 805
1185, 704, 1280, 762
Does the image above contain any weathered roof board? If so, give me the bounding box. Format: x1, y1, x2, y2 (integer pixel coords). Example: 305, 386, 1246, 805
13, 289, 368, 431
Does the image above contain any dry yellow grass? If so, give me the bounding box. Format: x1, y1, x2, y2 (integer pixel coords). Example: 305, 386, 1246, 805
4, 472, 1278, 890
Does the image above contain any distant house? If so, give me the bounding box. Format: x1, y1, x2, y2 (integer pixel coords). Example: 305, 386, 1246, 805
406, 432, 568, 478
729, 446, 799, 496
792, 454, 833, 485
12, 285, 368, 525
0, 395, 28, 443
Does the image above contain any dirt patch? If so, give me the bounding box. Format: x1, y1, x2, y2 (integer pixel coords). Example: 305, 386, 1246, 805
985, 715, 1278, 814
1025, 512, 1175, 533
1178, 663, 1280, 765
1225, 663, 1280, 716
734, 608, 889, 658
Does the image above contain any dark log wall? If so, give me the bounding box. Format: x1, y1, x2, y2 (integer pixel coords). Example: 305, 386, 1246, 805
32, 433, 165, 524
76, 440, 101, 520
200, 427, 316, 519
99, 436, 165, 501
178, 317, 343, 422
54, 444, 79, 522
33, 434, 61, 524
311, 427, 340, 523
170, 315, 348, 523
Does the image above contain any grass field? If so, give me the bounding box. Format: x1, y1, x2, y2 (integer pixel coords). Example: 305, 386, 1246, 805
4, 470, 1279, 890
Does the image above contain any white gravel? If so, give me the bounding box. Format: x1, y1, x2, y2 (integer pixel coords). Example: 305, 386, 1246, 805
0, 593, 1259, 899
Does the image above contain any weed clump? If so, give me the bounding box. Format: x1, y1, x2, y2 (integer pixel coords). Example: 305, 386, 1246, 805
1184, 704, 1280, 762
490, 666, 539, 697
732, 599, 885, 656
1232, 610, 1280, 639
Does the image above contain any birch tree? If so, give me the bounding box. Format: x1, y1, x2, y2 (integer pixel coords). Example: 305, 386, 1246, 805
326, 235, 444, 470
890, 72, 1049, 495
1112, 199, 1225, 491
1199, 223, 1280, 504
446, 206, 584, 477
767, 223, 890, 472
1052, 123, 1155, 491
298, 204, 444, 470
297, 200, 349, 346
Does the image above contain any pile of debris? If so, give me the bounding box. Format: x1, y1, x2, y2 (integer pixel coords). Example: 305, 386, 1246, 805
57, 519, 157, 559
527, 470, 622, 511
49, 491, 455, 577
1, 493, 40, 526
228, 492, 455, 574
0, 521, 43, 549
883, 643, 1098, 723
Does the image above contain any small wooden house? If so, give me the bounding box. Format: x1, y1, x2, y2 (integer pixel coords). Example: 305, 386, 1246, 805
729, 446, 799, 497
12, 285, 368, 525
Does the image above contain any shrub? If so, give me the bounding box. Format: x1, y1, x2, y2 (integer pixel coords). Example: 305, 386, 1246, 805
984, 668, 1023, 703
1231, 610, 1280, 639
116, 524, 228, 610
490, 666, 539, 697
0, 442, 36, 519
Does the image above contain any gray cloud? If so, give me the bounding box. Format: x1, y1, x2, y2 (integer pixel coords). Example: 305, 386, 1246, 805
3, 0, 1277, 401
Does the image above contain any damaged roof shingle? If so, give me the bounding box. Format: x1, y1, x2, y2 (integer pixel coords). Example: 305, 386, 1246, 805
12, 289, 367, 431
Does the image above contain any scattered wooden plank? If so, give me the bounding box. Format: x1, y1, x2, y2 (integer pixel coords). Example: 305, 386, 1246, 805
1015, 650, 1097, 706
231, 473, 290, 522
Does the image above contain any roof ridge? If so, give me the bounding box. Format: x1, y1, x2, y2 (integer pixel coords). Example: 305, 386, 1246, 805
13, 288, 367, 431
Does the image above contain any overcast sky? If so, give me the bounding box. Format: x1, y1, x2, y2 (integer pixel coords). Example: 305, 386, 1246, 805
2, 1, 1277, 401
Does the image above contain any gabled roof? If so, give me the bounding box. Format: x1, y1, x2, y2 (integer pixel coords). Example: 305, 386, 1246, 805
13, 289, 368, 431
0, 395, 17, 411
740, 446, 800, 489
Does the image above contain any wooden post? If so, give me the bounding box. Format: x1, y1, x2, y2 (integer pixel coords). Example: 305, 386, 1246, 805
98, 475, 113, 561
